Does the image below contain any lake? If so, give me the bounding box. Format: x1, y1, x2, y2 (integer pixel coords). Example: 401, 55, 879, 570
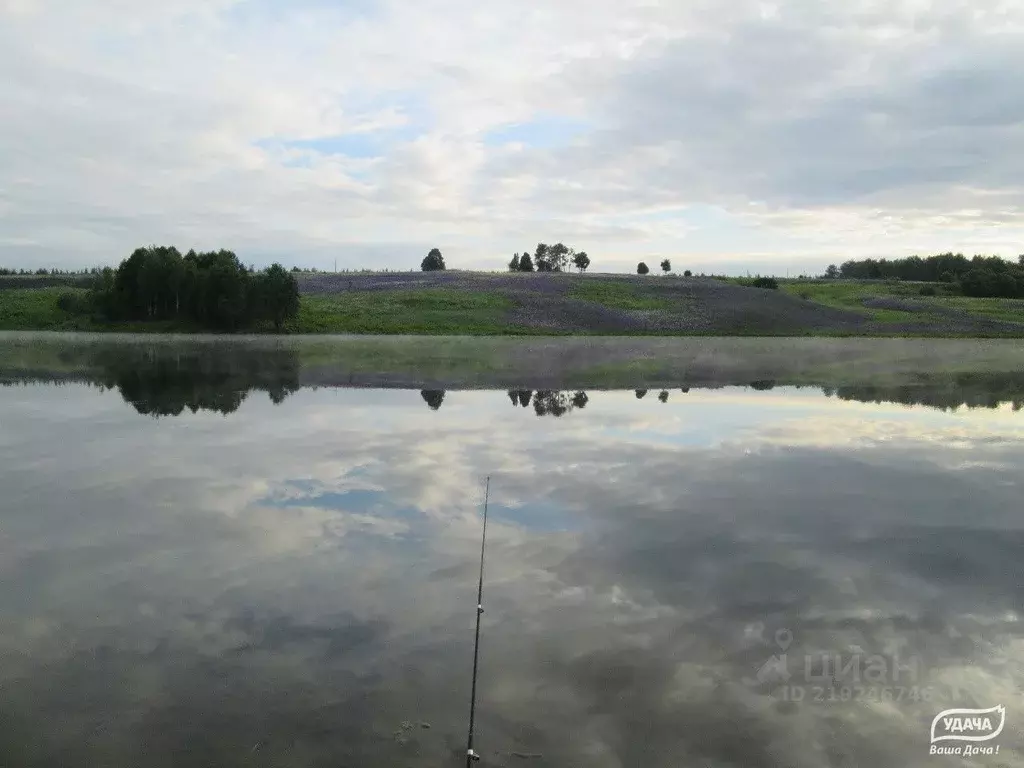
0, 335, 1022, 767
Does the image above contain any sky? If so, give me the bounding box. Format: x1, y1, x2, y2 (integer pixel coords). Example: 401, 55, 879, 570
3, 0, 1024, 274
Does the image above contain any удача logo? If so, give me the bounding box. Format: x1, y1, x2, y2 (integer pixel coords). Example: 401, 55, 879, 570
929, 705, 1005, 757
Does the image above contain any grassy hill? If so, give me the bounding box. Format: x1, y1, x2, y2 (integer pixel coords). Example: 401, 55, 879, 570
1, 271, 1023, 336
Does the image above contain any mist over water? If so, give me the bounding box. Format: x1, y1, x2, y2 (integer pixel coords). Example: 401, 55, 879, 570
1, 338, 1022, 766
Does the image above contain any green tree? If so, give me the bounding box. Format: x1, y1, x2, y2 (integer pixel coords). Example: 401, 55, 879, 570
683, 269, 692, 277
534, 243, 552, 272
825, 264, 840, 279
660, 259, 671, 274
637, 262, 650, 275
508, 253, 521, 272
658, 390, 669, 403
254, 263, 300, 331
573, 251, 591, 272
548, 242, 571, 272
518, 253, 534, 272
202, 250, 251, 329
421, 248, 446, 271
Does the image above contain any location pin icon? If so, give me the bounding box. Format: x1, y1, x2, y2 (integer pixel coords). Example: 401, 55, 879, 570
748, 622, 766, 643
775, 629, 793, 651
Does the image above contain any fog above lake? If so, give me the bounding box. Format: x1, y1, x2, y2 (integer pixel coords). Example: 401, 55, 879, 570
0, 337, 1022, 766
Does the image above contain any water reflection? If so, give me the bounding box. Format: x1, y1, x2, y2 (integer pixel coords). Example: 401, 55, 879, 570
4, 340, 1024, 416
2, 344, 1024, 766
826, 380, 1024, 412
7, 364, 1024, 419
101, 346, 300, 416
2, 344, 301, 416
421, 389, 446, 410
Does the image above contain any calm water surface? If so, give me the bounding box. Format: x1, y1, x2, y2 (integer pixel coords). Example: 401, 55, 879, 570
1, 343, 1023, 767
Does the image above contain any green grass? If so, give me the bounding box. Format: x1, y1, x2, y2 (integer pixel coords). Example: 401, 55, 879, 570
289, 289, 521, 334
779, 279, 926, 310
4, 280, 1024, 337
0, 287, 96, 330
0, 287, 521, 335
777, 279, 1013, 324
926, 296, 1024, 323
568, 280, 678, 311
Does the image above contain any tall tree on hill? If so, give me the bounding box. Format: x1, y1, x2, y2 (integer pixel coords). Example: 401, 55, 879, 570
421, 248, 446, 271
508, 253, 521, 272
660, 259, 671, 274
548, 242, 571, 272
637, 262, 650, 275
534, 243, 552, 272
518, 253, 534, 272
573, 251, 590, 272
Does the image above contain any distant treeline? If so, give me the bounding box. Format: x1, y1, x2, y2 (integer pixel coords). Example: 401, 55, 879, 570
79, 246, 300, 331
508, 243, 590, 272
0, 267, 97, 276
831, 254, 1024, 298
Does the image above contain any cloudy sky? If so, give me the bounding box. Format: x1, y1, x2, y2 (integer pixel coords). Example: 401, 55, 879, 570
3, 0, 1024, 274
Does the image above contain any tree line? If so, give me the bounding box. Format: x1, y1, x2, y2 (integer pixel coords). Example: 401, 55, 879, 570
507, 243, 591, 272
826, 253, 1024, 298
0, 267, 97, 275
78, 246, 300, 330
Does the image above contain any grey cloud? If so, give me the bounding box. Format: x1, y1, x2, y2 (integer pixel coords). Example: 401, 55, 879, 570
5, 1, 1024, 269
494, 5, 1024, 222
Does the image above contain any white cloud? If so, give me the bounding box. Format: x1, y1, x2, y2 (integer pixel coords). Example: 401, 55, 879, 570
3, 0, 1024, 271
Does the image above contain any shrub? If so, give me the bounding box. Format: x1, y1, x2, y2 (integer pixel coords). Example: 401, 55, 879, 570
919, 285, 937, 296
751, 276, 779, 290
56, 291, 91, 315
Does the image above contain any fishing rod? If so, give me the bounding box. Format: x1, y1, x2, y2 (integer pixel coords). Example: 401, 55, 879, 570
465, 475, 490, 765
